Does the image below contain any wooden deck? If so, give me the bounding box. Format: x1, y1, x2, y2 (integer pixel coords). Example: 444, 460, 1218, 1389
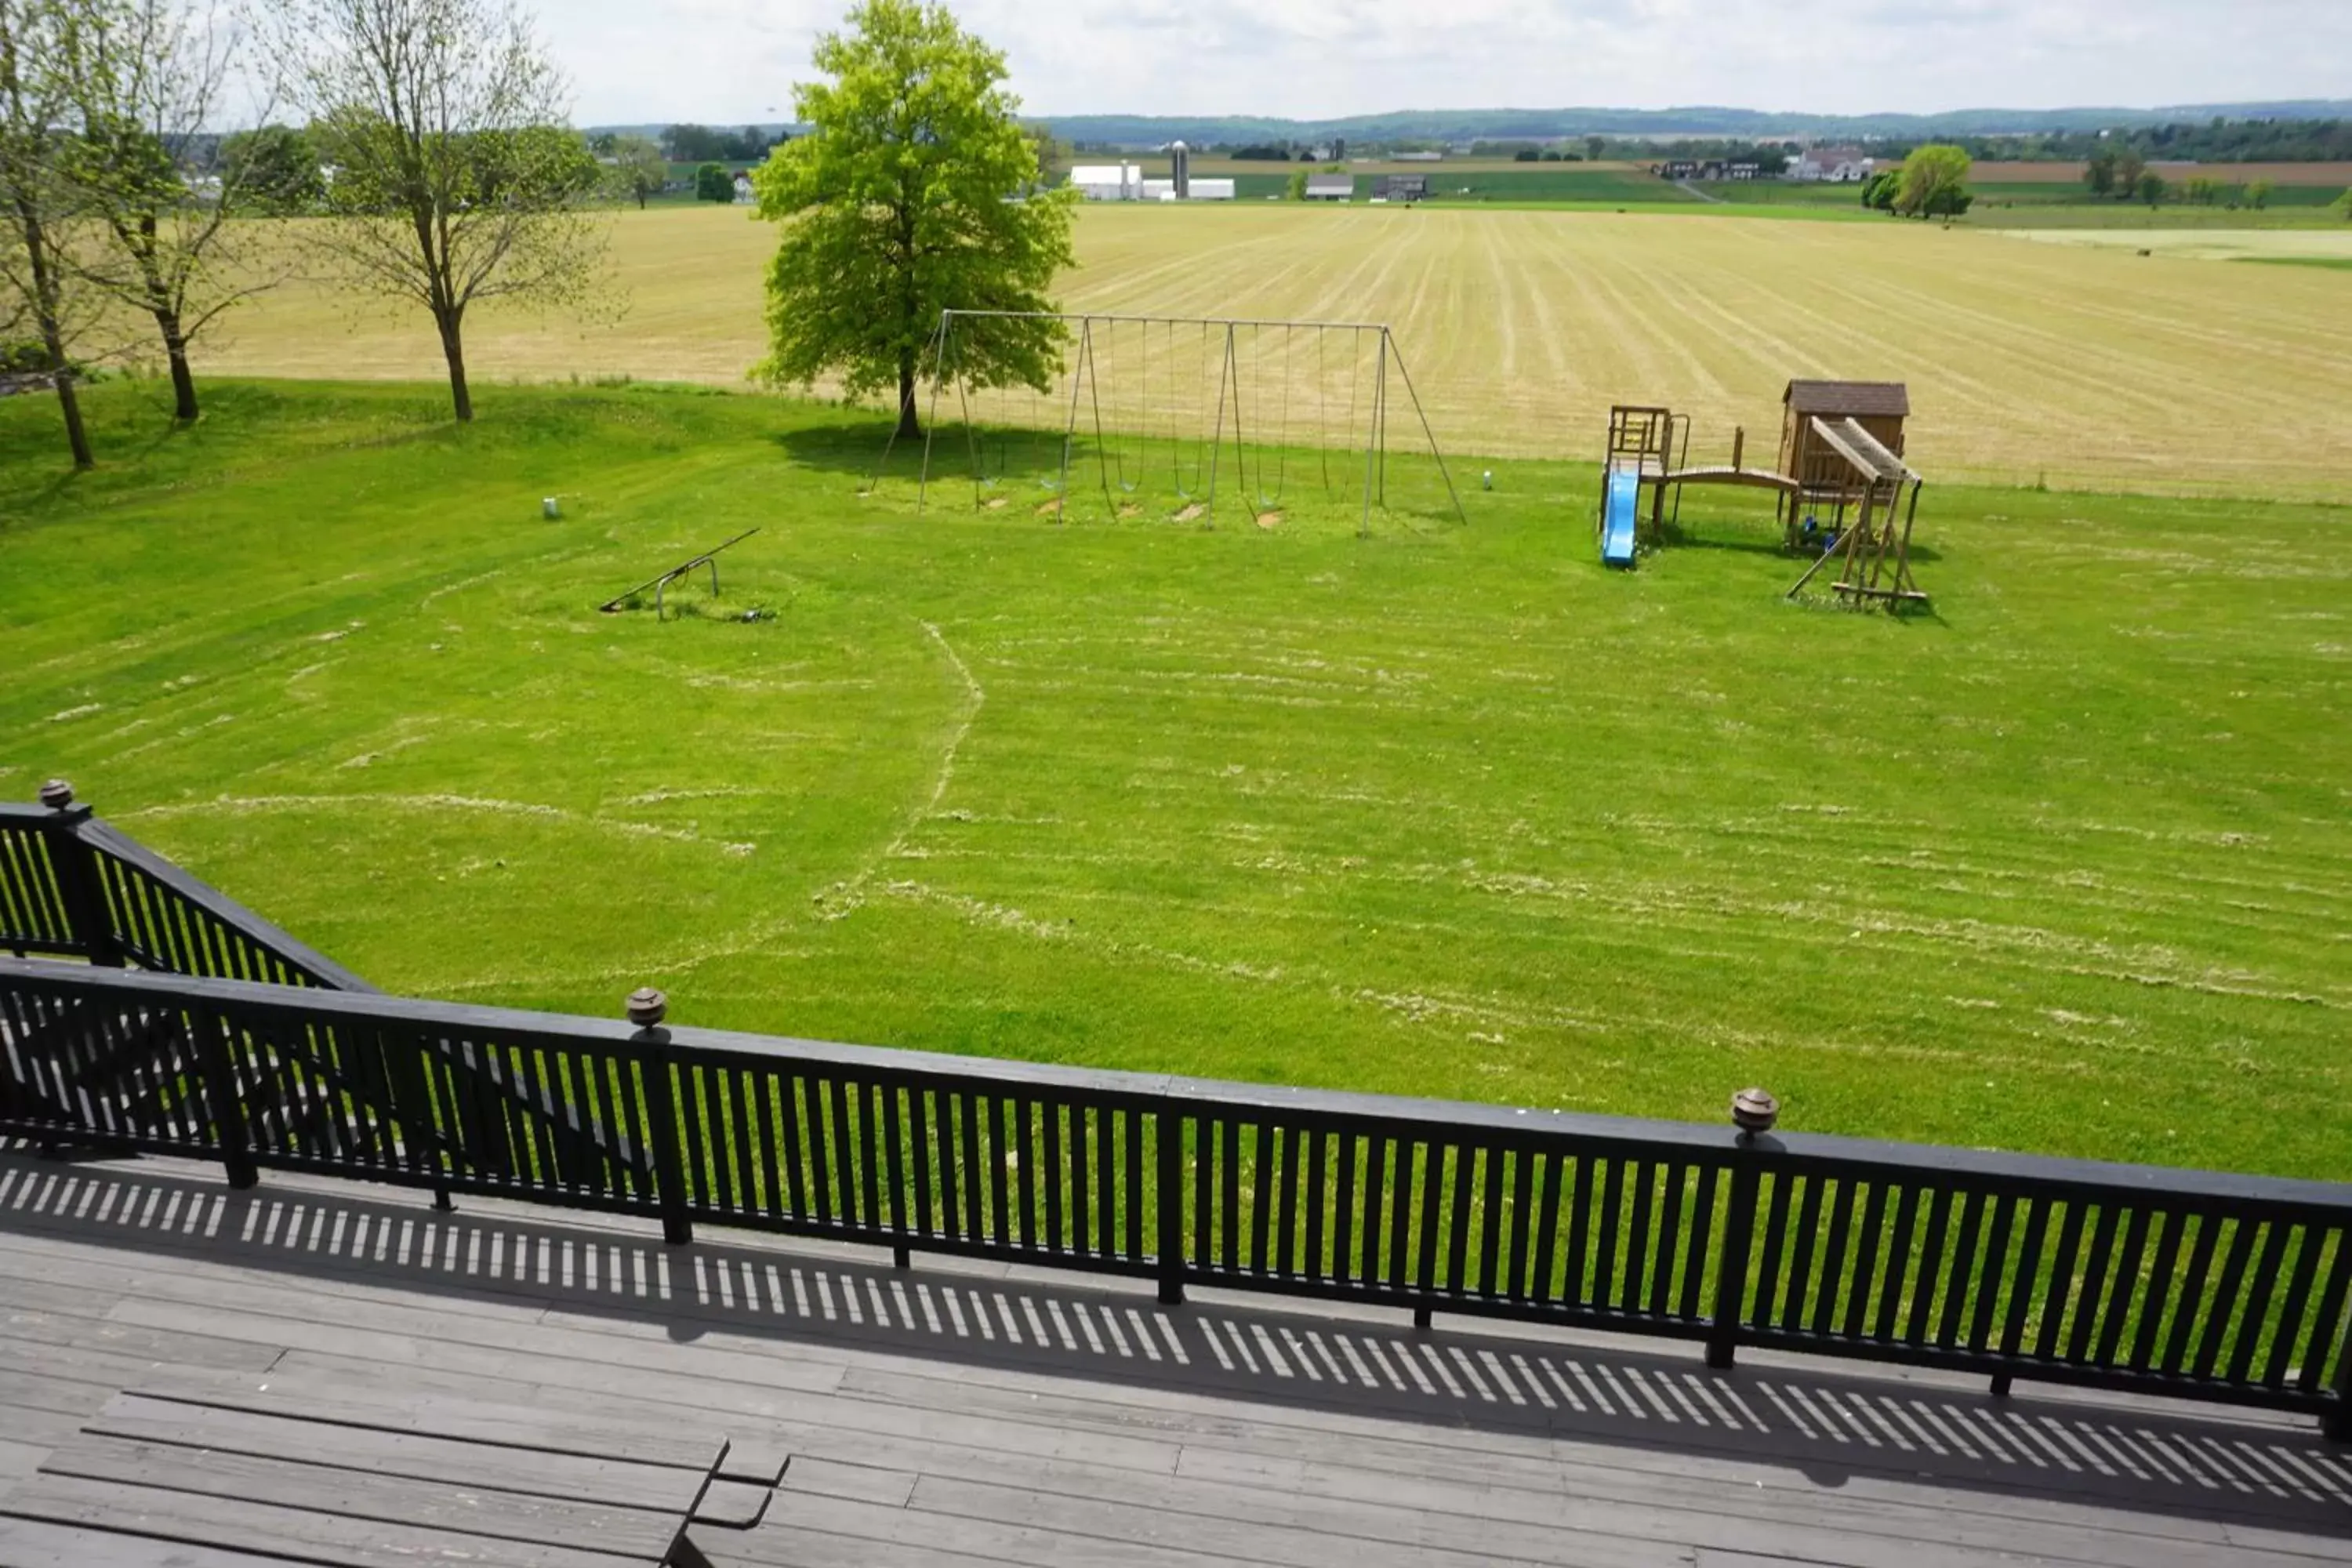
1, 1149, 2345, 1568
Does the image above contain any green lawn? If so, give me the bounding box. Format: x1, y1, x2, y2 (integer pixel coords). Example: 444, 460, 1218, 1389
3, 379, 2347, 1180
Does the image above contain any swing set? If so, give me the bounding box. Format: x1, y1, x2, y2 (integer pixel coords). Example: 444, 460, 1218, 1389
875, 310, 1465, 535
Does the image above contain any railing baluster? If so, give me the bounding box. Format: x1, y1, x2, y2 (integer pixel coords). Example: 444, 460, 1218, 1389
1444, 1141, 1475, 1301
1477, 1142, 1506, 1300
1967, 1192, 2019, 1355
1594, 1155, 1624, 1310
2161, 1210, 2224, 1375
1650, 1161, 1685, 1319
1829, 1178, 1871, 1339
1935, 1190, 1984, 1349
1063, 1102, 1085, 1259
2090, 1207, 2153, 1367
1306, 1127, 1330, 1286
1505, 1143, 1535, 1301
1276, 1123, 1301, 1279
1562, 1152, 1592, 1309
1530, 1149, 1563, 1308
1681, 1163, 1718, 1323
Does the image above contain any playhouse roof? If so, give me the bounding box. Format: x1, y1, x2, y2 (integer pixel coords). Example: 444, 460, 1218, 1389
1784, 379, 1909, 417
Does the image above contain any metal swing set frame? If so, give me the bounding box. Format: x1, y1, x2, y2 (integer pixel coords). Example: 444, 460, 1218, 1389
880, 310, 1466, 534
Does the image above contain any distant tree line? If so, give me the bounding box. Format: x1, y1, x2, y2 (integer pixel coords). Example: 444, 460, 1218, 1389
659, 122, 786, 162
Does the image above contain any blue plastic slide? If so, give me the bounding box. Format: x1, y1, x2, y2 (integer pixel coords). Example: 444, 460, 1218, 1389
1600, 464, 1639, 567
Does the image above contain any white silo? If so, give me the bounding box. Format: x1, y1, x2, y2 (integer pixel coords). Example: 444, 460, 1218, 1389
1171, 140, 1190, 200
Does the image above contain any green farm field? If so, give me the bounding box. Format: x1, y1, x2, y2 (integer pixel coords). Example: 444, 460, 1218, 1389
3, 382, 2347, 1180
184, 203, 2352, 502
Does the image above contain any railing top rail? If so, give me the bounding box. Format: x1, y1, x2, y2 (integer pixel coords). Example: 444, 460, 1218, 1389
7, 956, 2348, 1215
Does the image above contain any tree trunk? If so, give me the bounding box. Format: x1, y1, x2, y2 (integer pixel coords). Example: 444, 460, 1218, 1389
153, 310, 198, 423
895, 350, 920, 440
16, 202, 92, 470
49, 358, 92, 471
435, 307, 473, 423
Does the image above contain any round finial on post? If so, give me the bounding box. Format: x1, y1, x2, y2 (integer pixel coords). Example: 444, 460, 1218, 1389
626, 986, 667, 1028
1731, 1087, 1779, 1137
38, 779, 74, 810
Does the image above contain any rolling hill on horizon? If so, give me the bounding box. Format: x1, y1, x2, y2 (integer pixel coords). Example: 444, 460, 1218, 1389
592, 99, 2352, 148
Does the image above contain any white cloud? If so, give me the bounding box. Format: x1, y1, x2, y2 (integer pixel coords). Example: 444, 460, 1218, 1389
548, 0, 2352, 125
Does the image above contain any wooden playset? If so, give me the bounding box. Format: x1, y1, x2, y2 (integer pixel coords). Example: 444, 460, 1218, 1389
1595, 379, 1926, 608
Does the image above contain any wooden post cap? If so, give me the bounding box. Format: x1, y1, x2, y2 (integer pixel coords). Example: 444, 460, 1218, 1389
38, 779, 74, 809
1731, 1087, 1779, 1134
626, 987, 667, 1028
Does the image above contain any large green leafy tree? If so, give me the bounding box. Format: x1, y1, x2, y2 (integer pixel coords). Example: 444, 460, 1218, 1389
752, 0, 1073, 438
1895, 143, 1972, 218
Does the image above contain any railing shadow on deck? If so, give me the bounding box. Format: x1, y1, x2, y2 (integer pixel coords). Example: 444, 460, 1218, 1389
2, 1150, 2346, 1539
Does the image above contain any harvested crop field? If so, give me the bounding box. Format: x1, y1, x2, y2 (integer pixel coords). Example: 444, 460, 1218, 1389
1973, 159, 2352, 186
187, 204, 2352, 499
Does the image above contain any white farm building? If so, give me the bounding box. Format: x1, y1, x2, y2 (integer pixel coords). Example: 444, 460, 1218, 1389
1067, 162, 1235, 202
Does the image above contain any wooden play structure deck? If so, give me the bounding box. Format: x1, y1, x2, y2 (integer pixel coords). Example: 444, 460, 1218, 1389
1598, 381, 1926, 608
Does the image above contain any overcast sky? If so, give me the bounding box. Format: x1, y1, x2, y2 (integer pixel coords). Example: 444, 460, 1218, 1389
551, 0, 2350, 126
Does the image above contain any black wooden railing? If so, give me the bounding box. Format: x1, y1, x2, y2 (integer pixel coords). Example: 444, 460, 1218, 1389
0, 789, 370, 992
1, 953, 2347, 1436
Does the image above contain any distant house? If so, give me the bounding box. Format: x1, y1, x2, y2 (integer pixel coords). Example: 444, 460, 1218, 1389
1655, 160, 1699, 180
1303, 173, 1354, 201
1379, 174, 1428, 202
1788, 147, 1875, 183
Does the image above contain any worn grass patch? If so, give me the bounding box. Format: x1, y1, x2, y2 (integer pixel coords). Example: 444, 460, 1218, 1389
3, 380, 2347, 1179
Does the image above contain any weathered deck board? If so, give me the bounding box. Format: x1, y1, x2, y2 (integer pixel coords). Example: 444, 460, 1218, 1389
1, 1152, 2346, 1568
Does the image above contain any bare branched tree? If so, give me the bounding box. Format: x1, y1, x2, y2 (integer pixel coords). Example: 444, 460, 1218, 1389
0, 0, 99, 467
263, 0, 608, 422
60, 0, 287, 422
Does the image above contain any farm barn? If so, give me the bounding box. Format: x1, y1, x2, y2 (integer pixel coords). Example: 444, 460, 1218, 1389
1304, 173, 1355, 201
1067, 163, 1234, 201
